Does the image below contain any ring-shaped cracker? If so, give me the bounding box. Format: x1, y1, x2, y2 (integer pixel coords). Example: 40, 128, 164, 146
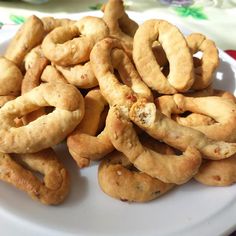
0, 150, 70, 205
67, 89, 114, 168
41, 65, 68, 84
133, 19, 194, 94
106, 105, 201, 184
129, 99, 236, 160
56, 62, 98, 89
42, 16, 109, 66
172, 94, 236, 142
186, 33, 219, 90
98, 149, 174, 202
0, 57, 23, 96
194, 154, 236, 186
0, 82, 84, 153
4, 15, 45, 67
102, 0, 138, 51
41, 16, 75, 33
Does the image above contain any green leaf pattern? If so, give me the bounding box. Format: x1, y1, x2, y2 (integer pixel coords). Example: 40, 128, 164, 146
173, 6, 207, 19
9, 15, 26, 24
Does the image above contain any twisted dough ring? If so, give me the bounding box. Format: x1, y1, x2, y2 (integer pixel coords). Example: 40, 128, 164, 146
41, 65, 68, 84
194, 154, 236, 186
42, 16, 109, 66
67, 89, 114, 168
186, 33, 219, 90
157, 94, 236, 142
98, 147, 174, 202
90, 37, 153, 108
4, 15, 45, 67
0, 150, 70, 205
41, 16, 76, 33
133, 19, 194, 94
102, 0, 138, 51
129, 100, 236, 160
0, 57, 23, 105
23, 45, 47, 71
0, 82, 84, 153
55, 62, 98, 89
91, 38, 201, 185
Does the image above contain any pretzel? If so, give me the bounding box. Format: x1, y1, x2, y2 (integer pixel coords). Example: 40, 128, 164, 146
67, 89, 114, 168
130, 99, 236, 160
42, 16, 109, 66
41, 16, 75, 33
186, 33, 219, 90
0, 82, 84, 153
41, 65, 68, 84
0, 150, 70, 205
4, 15, 45, 67
56, 62, 98, 89
0, 57, 23, 97
133, 19, 194, 94
98, 149, 174, 202
194, 155, 236, 186
102, 0, 138, 51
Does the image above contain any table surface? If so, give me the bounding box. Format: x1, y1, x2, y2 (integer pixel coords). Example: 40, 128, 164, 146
0, 0, 236, 50
0, 1, 236, 236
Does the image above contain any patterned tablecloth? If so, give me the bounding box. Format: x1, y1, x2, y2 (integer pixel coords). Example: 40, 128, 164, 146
0, 0, 236, 53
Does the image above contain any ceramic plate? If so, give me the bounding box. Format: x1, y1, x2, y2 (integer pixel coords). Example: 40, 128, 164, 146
0, 11, 236, 236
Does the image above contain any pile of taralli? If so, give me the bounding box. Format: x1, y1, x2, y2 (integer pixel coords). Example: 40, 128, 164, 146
1, 0, 236, 205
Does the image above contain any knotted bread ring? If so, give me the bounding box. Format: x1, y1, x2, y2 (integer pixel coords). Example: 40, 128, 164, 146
91, 37, 201, 184
102, 0, 138, 51
186, 33, 219, 90
98, 148, 174, 202
0, 82, 84, 153
67, 89, 114, 168
0, 149, 70, 205
0, 57, 23, 106
42, 16, 109, 66
129, 99, 236, 160
4, 15, 45, 67
133, 19, 194, 94
194, 154, 236, 186
165, 94, 236, 142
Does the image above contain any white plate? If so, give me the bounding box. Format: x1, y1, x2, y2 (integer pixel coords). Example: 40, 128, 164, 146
1, 11, 236, 236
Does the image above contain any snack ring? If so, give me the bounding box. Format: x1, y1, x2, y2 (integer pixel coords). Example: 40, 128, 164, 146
0, 149, 70, 205
98, 150, 174, 202
90, 37, 153, 108
173, 113, 215, 127
41, 65, 68, 84
133, 19, 194, 94
0, 82, 84, 153
4, 15, 45, 67
130, 100, 236, 160
194, 155, 236, 186
106, 105, 201, 184
56, 62, 98, 89
173, 94, 236, 142
67, 89, 114, 168
186, 33, 219, 90
23, 45, 46, 71
0, 57, 23, 96
102, 0, 138, 51
41, 16, 75, 33
42, 16, 109, 66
